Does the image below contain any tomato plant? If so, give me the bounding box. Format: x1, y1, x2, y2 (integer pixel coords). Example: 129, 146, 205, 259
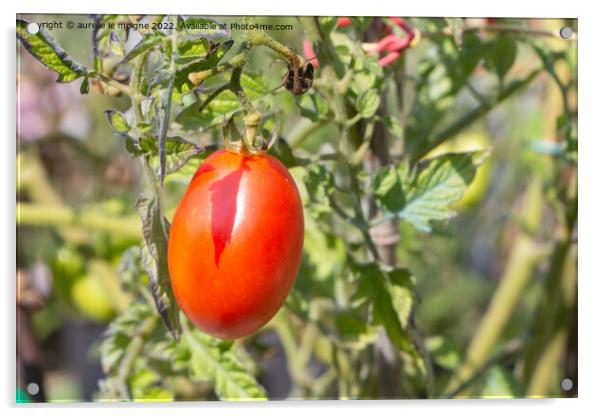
16, 15, 577, 401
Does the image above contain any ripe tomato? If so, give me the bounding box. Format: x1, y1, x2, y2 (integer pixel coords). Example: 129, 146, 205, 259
168, 149, 304, 339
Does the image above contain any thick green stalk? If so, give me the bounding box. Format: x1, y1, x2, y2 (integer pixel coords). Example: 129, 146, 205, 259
527, 329, 568, 397
17, 202, 141, 240
267, 311, 314, 392
444, 180, 548, 396
523, 172, 577, 394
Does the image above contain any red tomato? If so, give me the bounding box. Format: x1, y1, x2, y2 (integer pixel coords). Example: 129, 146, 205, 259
168, 149, 304, 339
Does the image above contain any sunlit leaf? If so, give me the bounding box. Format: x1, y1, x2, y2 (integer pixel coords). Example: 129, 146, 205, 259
178, 326, 267, 400
105, 109, 131, 134
426, 336, 462, 371
176, 71, 271, 131
303, 163, 335, 219
99, 302, 153, 374
122, 33, 163, 63
16, 19, 88, 82
356, 88, 380, 119
174, 39, 233, 92
140, 135, 204, 177
374, 151, 489, 232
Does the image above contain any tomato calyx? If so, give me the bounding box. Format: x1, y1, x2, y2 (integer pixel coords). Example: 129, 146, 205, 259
223, 112, 278, 156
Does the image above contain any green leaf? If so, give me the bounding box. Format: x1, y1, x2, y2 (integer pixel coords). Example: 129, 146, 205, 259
303, 163, 335, 219
400, 152, 486, 231
356, 88, 380, 119
445, 18, 464, 48
176, 38, 211, 65
161, 146, 217, 185
93, 48, 102, 73
375, 151, 488, 232
388, 268, 415, 328
459, 31, 484, 76
176, 71, 271, 131
351, 70, 376, 95
100, 302, 153, 374
268, 138, 297, 168
136, 196, 181, 340
319, 17, 338, 34
80, 76, 90, 94
116, 246, 144, 292
486, 35, 517, 80
334, 311, 378, 349
426, 336, 462, 371
180, 326, 267, 400
174, 39, 233, 92
137, 135, 203, 177
109, 32, 125, 57
373, 165, 405, 212
334, 45, 352, 65
481, 366, 523, 398
296, 92, 330, 122
130, 368, 174, 401
122, 33, 163, 63
350, 17, 373, 31
16, 19, 88, 82
104, 109, 131, 134
351, 262, 419, 357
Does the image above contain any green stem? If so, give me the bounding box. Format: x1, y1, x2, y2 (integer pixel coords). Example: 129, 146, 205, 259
527, 329, 568, 397
444, 236, 547, 396
411, 68, 542, 163
196, 83, 230, 114
156, 17, 179, 184
300, 17, 379, 262
444, 338, 524, 398
523, 173, 577, 394
245, 21, 304, 67
187, 61, 238, 86
17, 202, 141, 240
116, 315, 159, 399
129, 53, 149, 123
269, 311, 313, 390
97, 74, 132, 95
444, 179, 549, 396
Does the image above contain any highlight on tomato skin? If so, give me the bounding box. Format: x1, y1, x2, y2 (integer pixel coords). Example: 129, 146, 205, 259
167, 149, 305, 339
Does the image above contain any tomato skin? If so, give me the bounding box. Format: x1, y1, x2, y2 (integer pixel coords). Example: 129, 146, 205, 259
168, 149, 304, 339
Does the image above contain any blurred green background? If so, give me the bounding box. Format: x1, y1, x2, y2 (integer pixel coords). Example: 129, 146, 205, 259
16, 15, 577, 401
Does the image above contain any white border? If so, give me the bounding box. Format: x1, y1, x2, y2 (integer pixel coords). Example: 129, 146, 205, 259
3, 1, 600, 415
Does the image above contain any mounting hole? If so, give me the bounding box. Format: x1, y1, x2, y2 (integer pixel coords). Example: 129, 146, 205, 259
26, 22, 40, 35
559, 26, 573, 40
26, 382, 40, 396
560, 378, 574, 391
